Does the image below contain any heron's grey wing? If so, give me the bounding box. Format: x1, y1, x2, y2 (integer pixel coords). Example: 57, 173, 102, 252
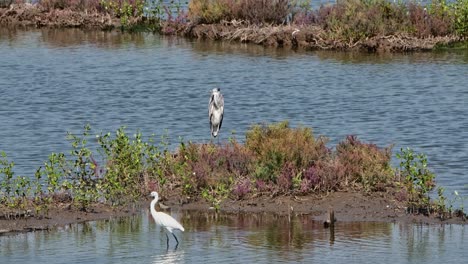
209, 94, 214, 121
218, 94, 224, 130
219, 93, 224, 108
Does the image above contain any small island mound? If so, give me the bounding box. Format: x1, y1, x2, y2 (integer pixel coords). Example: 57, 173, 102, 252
0, 121, 466, 234
1, 0, 467, 52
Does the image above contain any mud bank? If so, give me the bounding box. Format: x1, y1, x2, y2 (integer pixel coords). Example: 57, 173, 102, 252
1, 191, 465, 236
186, 22, 463, 52
0, 4, 119, 29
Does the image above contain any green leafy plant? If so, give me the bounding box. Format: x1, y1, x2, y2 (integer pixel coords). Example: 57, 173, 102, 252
452, 0, 468, 36
434, 186, 448, 217
396, 147, 435, 212
98, 127, 159, 204
100, 0, 145, 27
0, 151, 15, 204
12, 176, 31, 209
43, 153, 67, 195
65, 124, 100, 210
32, 167, 50, 217
202, 183, 230, 211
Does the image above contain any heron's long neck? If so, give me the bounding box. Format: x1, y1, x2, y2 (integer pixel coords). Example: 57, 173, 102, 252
150, 197, 158, 216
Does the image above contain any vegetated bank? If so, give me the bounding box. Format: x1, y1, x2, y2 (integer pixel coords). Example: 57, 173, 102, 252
1, 0, 467, 52
0, 121, 466, 234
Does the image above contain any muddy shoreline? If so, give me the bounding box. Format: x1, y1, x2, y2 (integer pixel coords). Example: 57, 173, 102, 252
1, 4, 465, 52
186, 22, 463, 52
1, 191, 465, 236
0, 4, 120, 29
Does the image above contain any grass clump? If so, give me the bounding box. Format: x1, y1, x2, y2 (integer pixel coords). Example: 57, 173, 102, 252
336, 135, 394, 192
188, 0, 230, 24
245, 121, 329, 192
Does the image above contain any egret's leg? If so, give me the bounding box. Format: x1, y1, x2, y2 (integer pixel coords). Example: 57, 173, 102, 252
172, 233, 179, 245
166, 233, 170, 248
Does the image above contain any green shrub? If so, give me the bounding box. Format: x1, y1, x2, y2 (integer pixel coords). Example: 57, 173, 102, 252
336, 135, 394, 192
98, 127, 153, 204
245, 121, 328, 182
0, 151, 15, 201
396, 147, 435, 210
188, 0, 230, 23
452, 0, 468, 36
64, 124, 100, 210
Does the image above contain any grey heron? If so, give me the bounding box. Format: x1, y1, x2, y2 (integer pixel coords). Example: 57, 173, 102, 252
150, 191, 185, 248
209, 87, 224, 140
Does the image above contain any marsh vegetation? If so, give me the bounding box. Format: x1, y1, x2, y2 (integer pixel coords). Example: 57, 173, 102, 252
1, 122, 465, 221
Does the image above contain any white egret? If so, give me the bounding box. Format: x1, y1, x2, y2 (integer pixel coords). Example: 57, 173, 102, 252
150, 191, 185, 248
209, 87, 224, 140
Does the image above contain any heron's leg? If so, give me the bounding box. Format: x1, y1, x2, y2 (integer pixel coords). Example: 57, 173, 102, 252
172, 233, 179, 245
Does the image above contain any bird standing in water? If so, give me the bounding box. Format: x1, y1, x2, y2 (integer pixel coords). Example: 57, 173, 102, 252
149, 191, 184, 249
209, 87, 224, 142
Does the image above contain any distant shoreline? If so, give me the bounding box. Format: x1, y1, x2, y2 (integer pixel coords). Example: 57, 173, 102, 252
185, 23, 463, 52
0, 4, 121, 29
1, 3, 465, 52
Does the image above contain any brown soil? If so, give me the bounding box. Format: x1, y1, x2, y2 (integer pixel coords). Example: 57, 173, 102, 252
186, 22, 463, 52
1, 191, 465, 236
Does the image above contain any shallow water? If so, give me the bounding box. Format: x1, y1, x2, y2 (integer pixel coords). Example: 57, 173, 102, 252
0, 211, 466, 263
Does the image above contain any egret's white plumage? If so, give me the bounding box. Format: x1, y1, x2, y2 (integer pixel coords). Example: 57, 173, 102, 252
150, 191, 184, 248
209, 88, 224, 139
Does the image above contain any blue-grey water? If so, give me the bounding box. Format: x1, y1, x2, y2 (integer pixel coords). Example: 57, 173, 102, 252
1, 211, 467, 263
0, 28, 467, 263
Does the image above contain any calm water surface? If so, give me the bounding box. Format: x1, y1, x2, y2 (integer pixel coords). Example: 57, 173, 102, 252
1, 211, 467, 263
0, 28, 467, 263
